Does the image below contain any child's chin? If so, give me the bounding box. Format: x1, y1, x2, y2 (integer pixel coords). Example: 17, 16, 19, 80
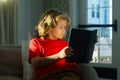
58, 37, 64, 40
58, 36, 65, 39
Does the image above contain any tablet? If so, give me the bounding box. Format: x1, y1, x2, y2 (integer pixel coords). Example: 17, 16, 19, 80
66, 28, 97, 63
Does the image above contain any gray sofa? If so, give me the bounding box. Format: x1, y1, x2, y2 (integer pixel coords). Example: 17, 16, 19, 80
0, 45, 99, 80
0, 45, 23, 80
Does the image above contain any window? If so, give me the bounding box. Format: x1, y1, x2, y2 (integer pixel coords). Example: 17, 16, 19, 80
92, 4, 95, 18
96, 4, 100, 18
87, 0, 112, 64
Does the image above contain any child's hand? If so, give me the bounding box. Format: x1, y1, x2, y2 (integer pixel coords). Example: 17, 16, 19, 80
58, 46, 74, 59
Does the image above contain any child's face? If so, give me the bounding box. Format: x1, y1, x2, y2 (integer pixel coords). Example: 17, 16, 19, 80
47, 19, 68, 40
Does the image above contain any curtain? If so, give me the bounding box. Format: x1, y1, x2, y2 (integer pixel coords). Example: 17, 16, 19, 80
0, 0, 17, 45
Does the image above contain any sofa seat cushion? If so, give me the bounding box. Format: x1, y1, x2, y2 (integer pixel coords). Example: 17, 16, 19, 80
0, 45, 23, 77
0, 76, 22, 80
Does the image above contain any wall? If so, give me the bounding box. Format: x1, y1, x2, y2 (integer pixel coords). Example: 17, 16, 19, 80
18, 0, 43, 44
113, 0, 120, 79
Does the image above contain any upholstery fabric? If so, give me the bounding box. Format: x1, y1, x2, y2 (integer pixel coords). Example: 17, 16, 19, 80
41, 70, 81, 80
0, 45, 22, 77
0, 76, 22, 80
22, 41, 34, 80
41, 64, 99, 80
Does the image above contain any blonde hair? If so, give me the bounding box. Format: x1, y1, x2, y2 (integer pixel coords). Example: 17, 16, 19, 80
34, 8, 70, 39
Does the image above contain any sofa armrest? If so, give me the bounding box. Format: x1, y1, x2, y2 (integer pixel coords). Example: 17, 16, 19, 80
0, 45, 23, 77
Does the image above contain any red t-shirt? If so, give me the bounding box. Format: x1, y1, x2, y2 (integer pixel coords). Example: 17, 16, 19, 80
29, 38, 74, 80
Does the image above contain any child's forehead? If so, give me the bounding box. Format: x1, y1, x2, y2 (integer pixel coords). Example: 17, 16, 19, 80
57, 19, 68, 22
56, 19, 68, 24
56, 16, 69, 22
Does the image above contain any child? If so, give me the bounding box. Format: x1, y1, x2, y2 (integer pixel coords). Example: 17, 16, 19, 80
28, 8, 98, 80
28, 8, 79, 80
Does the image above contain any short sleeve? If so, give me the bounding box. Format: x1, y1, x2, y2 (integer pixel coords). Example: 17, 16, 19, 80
28, 38, 43, 63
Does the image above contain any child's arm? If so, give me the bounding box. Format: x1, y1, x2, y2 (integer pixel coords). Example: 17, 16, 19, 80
31, 46, 73, 68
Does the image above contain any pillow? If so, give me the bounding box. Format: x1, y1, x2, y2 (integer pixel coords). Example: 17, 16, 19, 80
22, 40, 33, 80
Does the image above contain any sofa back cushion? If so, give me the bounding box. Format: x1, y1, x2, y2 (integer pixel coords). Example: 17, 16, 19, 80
0, 45, 23, 77
22, 40, 35, 80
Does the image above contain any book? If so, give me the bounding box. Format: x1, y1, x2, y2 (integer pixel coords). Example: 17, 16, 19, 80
66, 28, 97, 63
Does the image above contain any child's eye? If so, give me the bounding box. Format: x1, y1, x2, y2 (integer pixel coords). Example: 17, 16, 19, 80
64, 26, 68, 29
60, 26, 63, 28
59, 26, 64, 29
62, 26, 67, 29
57, 26, 67, 30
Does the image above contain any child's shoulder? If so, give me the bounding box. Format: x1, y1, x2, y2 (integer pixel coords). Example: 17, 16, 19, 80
30, 38, 44, 43
31, 37, 40, 41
